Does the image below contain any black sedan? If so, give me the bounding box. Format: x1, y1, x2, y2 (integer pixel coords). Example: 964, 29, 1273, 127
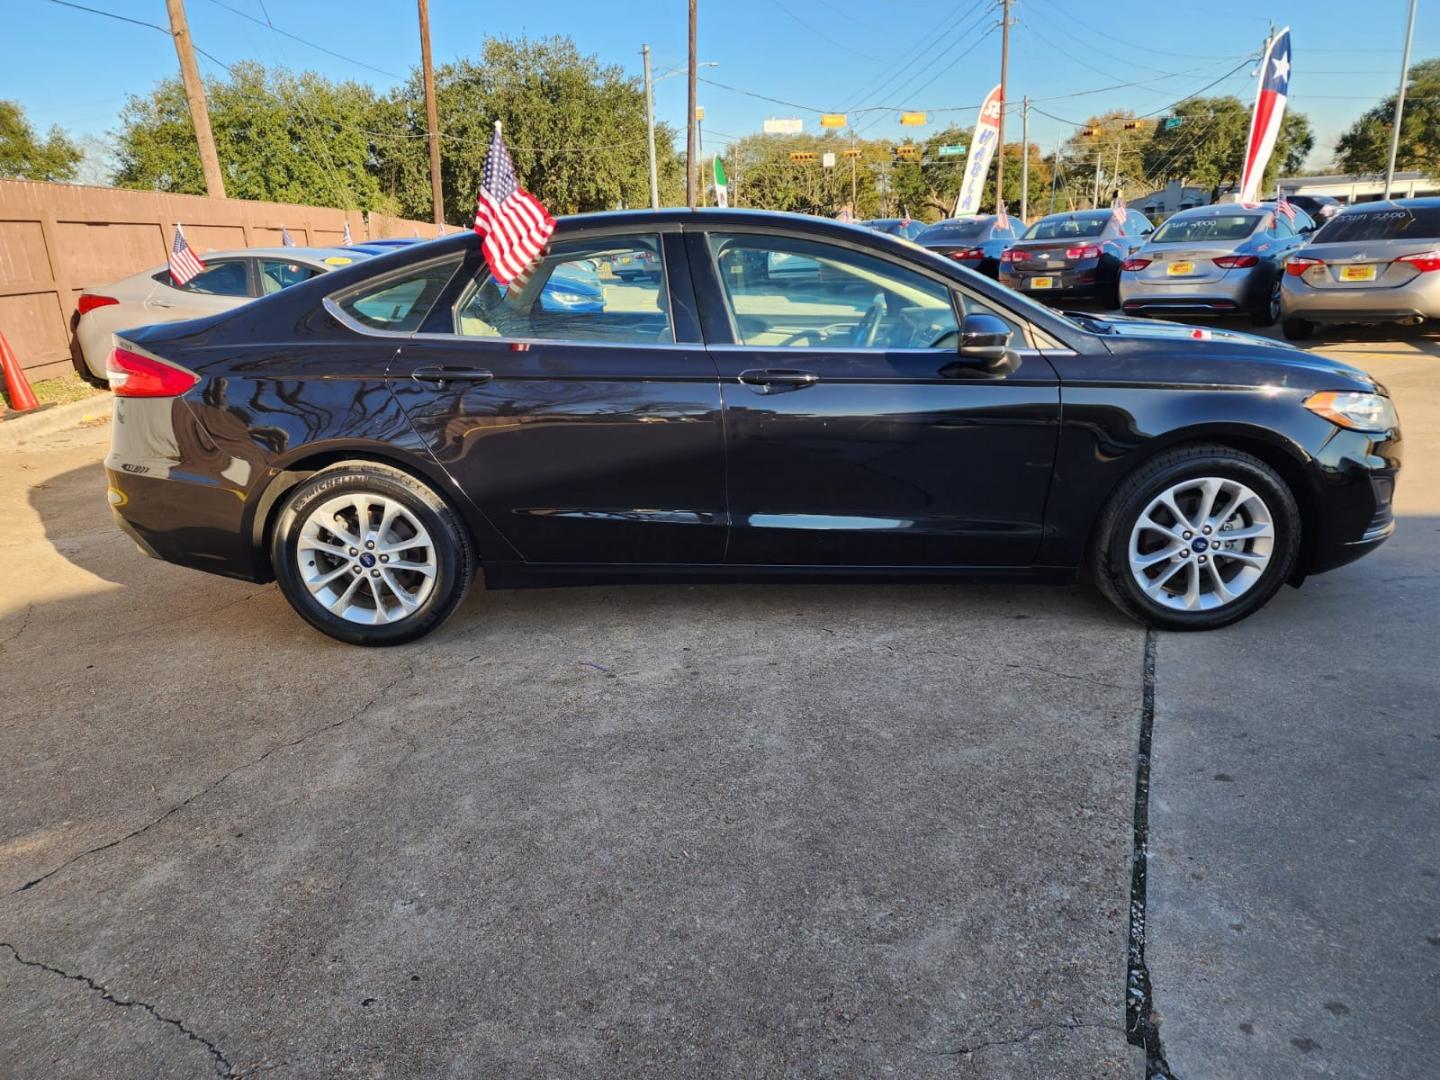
915, 214, 1023, 279
1000, 208, 1154, 307
104, 209, 1400, 645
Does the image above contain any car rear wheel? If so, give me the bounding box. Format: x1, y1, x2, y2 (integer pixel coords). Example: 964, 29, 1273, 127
1252, 278, 1281, 326
1090, 445, 1300, 631
271, 463, 473, 646
1281, 314, 1315, 340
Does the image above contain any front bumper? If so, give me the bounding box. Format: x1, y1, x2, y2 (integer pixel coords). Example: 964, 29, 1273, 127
1304, 426, 1401, 575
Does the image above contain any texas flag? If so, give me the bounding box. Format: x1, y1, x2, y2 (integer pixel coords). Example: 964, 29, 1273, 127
1238, 27, 1291, 204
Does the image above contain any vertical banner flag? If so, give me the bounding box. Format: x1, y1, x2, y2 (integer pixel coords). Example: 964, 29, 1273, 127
712, 155, 729, 208
953, 84, 1003, 216
474, 121, 556, 285
1239, 27, 1291, 204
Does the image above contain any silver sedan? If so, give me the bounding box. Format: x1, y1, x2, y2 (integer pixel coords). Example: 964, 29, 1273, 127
1281, 197, 1440, 340
1119, 204, 1313, 326
74, 247, 369, 385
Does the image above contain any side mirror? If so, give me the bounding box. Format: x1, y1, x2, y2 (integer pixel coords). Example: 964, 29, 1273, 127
957, 312, 1015, 370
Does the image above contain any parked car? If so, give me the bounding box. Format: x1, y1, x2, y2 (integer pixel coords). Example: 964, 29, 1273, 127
103, 209, 1399, 645
1284, 193, 1343, 223
349, 239, 423, 256
74, 247, 369, 386
1281, 197, 1440, 339
861, 218, 926, 241
914, 214, 1023, 279
610, 249, 662, 281
999, 208, 1153, 307
1119, 203, 1314, 325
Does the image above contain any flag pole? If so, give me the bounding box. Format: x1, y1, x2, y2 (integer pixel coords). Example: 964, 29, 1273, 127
1383, 0, 1418, 200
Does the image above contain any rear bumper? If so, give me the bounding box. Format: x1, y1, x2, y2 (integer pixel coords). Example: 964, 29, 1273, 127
1120, 296, 1243, 316
1000, 267, 1105, 300
1282, 276, 1440, 323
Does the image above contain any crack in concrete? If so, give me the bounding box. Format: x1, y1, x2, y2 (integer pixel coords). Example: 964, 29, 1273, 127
1126, 629, 1178, 1080
0, 941, 236, 1078
0, 604, 34, 654
933, 1019, 1120, 1057
10, 663, 417, 897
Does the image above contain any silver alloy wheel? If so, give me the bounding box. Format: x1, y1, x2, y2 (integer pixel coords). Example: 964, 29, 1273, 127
1266, 278, 1282, 322
1127, 476, 1275, 612
296, 492, 438, 624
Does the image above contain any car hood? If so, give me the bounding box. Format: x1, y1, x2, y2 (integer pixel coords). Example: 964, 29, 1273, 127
1071, 313, 1377, 392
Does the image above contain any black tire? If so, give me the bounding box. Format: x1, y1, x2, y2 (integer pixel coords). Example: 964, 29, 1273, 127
1089, 445, 1301, 632
1251, 277, 1281, 327
271, 462, 473, 646
1281, 314, 1315, 340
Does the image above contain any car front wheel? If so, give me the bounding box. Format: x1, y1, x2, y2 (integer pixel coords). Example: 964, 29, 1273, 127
271, 462, 474, 646
1090, 445, 1301, 631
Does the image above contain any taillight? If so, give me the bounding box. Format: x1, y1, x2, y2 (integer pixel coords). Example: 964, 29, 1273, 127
1213, 255, 1260, 269
949, 247, 985, 261
1397, 250, 1440, 272
106, 347, 198, 398
1286, 256, 1323, 277
1000, 249, 1028, 263
1065, 244, 1102, 260
1122, 257, 1151, 272
78, 294, 119, 315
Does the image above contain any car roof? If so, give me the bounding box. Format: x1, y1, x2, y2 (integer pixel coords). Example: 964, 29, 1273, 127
1168, 204, 1270, 219
1340, 196, 1440, 213
1032, 209, 1113, 222
185, 246, 371, 262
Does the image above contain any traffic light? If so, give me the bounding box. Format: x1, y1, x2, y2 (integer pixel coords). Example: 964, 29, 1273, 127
789, 152, 817, 163
842, 148, 862, 158
895, 145, 921, 161
1123, 120, 1144, 130
1081, 127, 1098, 137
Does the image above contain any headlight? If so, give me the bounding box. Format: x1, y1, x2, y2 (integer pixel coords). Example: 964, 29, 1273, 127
549, 291, 588, 304
1303, 390, 1398, 432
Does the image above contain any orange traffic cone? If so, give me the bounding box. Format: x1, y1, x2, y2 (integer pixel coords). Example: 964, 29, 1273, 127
0, 332, 40, 413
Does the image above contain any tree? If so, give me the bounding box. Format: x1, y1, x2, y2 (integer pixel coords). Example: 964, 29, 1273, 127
1336, 58, 1440, 175
1139, 96, 1312, 199
373, 36, 681, 223
0, 100, 82, 182
114, 63, 394, 211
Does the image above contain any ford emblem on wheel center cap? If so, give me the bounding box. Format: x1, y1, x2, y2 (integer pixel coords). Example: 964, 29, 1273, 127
359, 552, 377, 568
1192, 537, 1209, 553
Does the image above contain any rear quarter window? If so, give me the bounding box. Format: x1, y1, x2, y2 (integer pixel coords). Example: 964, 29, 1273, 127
1313, 205, 1440, 243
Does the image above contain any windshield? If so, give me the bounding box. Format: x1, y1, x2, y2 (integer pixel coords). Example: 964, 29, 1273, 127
918, 220, 987, 242
1025, 216, 1107, 240
1313, 205, 1440, 243
1152, 215, 1261, 243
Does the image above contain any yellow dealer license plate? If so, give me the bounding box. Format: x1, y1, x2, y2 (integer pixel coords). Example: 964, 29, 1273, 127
1031, 276, 1055, 289
1167, 261, 1195, 276
1340, 264, 1377, 281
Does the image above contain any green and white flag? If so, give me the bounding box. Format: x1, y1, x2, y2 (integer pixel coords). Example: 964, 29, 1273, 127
712, 154, 729, 208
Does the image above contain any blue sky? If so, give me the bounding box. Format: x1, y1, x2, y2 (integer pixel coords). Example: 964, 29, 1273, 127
5, 0, 1435, 174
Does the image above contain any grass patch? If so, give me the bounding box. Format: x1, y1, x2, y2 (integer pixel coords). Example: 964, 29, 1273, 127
3, 373, 105, 410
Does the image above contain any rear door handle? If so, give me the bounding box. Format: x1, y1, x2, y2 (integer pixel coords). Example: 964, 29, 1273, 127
411, 365, 494, 388
737, 368, 819, 393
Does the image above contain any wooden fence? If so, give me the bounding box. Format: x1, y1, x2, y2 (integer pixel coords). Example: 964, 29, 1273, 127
0, 179, 443, 381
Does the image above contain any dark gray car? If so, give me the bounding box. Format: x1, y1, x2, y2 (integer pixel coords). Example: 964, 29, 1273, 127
915, 215, 1023, 279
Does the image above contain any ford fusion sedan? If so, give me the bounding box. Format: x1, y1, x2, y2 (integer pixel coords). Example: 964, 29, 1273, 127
861, 217, 926, 241
1281, 197, 1440, 339
1119, 203, 1313, 325
103, 210, 1399, 645
75, 246, 369, 386
1000, 208, 1153, 306
915, 214, 1023, 279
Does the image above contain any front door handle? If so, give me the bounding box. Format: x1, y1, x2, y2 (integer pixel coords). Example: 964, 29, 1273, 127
411, 365, 494, 389
737, 368, 820, 393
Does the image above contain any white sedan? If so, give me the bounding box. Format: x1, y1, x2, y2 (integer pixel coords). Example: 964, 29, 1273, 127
74, 247, 370, 385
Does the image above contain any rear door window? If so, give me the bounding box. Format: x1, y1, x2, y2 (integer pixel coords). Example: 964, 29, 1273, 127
1312, 205, 1440, 243
260, 259, 319, 294
154, 258, 252, 296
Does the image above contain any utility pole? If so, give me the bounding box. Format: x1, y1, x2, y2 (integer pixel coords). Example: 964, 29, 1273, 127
1383, 0, 1419, 199
1019, 95, 1030, 221
1113, 139, 1122, 203
698, 112, 705, 206
164, 0, 225, 199
686, 0, 698, 209
642, 45, 660, 209
1049, 141, 1060, 213
417, 0, 444, 226
994, 0, 1013, 207
1093, 150, 1102, 208
850, 133, 858, 213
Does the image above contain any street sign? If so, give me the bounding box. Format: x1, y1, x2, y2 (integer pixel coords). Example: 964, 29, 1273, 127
822, 152, 836, 168
938, 144, 967, 157
764, 117, 803, 134
900, 111, 927, 127
789, 152, 817, 163
1162, 116, 1183, 130
820, 113, 847, 129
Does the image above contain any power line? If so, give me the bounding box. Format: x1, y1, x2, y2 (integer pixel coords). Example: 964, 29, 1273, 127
764, 0, 891, 64
204, 0, 406, 80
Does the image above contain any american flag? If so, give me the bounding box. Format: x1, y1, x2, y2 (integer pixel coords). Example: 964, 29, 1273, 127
281, 225, 295, 247
168, 224, 205, 286
342, 221, 353, 245
1275, 195, 1297, 223
996, 200, 1010, 231
900, 206, 912, 228
474, 123, 555, 285
1110, 192, 1127, 230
